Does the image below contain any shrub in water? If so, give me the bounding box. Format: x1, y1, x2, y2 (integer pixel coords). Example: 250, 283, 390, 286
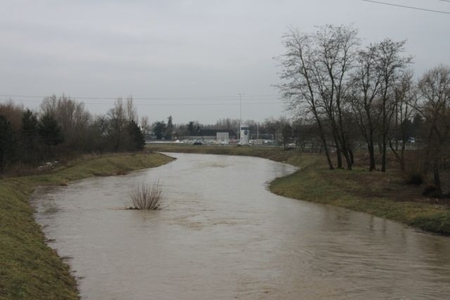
128, 181, 163, 210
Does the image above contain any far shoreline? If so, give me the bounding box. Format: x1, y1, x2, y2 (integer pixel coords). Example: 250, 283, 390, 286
147, 144, 450, 236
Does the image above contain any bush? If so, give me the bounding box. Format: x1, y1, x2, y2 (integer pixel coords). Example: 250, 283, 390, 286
403, 163, 425, 185
422, 184, 442, 198
128, 181, 163, 210
405, 172, 424, 185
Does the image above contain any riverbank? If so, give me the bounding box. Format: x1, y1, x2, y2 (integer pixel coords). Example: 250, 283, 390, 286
0, 152, 174, 300
148, 144, 450, 235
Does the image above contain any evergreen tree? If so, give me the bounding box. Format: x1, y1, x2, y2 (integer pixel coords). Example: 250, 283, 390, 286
38, 114, 64, 158
153, 121, 166, 140
0, 115, 17, 172
20, 110, 40, 163
165, 116, 173, 140
187, 121, 195, 135
127, 120, 145, 151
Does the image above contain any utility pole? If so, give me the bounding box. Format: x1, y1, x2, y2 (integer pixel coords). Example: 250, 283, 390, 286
257, 122, 259, 140
238, 93, 242, 141
239, 93, 242, 123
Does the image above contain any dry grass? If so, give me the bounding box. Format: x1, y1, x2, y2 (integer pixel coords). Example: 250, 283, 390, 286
128, 181, 163, 210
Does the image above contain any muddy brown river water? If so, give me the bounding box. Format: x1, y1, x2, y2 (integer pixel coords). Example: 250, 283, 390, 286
32, 153, 450, 299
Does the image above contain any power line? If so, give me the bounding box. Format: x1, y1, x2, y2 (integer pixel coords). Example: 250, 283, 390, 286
0, 93, 279, 101
0, 97, 280, 106
4, 101, 280, 106
362, 0, 450, 14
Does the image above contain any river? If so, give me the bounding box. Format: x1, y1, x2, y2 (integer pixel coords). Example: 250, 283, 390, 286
32, 153, 450, 299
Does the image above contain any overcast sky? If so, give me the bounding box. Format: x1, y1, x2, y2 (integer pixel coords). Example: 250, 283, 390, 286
1, 0, 449, 124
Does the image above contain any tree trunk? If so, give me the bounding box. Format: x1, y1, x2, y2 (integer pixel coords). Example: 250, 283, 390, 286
336, 149, 342, 169
433, 158, 442, 195
368, 141, 376, 171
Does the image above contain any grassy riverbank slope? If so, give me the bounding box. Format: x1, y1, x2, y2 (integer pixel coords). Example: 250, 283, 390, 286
0, 152, 173, 300
149, 144, 450, 235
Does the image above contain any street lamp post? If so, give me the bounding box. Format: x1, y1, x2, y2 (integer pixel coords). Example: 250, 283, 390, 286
238, 93, 242, 140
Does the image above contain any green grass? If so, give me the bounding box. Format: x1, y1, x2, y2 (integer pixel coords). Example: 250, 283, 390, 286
148, 143, 307, 164
268, 155, 450, 236
0, 152, 174, 300
148, 144, 450, 235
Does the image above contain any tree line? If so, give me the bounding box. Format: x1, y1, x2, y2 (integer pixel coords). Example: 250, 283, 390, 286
277, 24, 450, 195
0, 94, 292, 177
0, 94, 289, 175
2, 24, 448, 195
0, 96, 145, 174
150, 117, 293, 142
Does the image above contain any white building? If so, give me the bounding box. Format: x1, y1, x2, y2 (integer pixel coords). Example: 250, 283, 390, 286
239, 124, 250, 145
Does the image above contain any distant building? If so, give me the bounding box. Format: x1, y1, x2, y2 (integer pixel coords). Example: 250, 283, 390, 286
239, 124, 250, 145
216, 132, 230, 143
187, 129, 236, 141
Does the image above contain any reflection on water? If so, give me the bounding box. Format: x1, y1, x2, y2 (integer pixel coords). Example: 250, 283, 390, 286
32, 153, 450, 300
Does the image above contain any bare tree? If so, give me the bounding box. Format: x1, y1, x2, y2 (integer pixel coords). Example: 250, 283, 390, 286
264, 117, 282, 145
389, 71, 417, 171
316, 25, 360, 170
281, 122, 293, 149
0, 100, 24, 132
350, 39, 412, 171
278, 24, 359, 169
140, 116, 151, 140
40, 95, 92, 153
292, 118, 321, 152
125, 96, 138, 123
417, 65, 450, 195
350, 44, 384, 171
375, 39, 413, 172
106, 98, 128, 151
278, 27, 332, 168
98, 98, 144, 152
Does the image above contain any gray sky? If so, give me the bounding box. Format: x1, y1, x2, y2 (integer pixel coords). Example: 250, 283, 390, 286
1, 0, 449, 124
